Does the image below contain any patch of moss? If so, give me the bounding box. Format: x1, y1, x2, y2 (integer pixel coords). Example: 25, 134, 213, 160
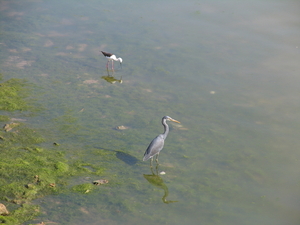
0, 123, 107, 223
0, 115, 10, 122
0, 203, 39, 225
71, 183, 95, 194
0, 124, 44, 148
0, 75, 107, 224
0, 78, 30, 111
54, 161, 70, 174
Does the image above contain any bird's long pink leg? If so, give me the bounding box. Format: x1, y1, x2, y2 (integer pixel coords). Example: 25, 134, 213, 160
106, 60, 109, 69
112, 60, 114, 70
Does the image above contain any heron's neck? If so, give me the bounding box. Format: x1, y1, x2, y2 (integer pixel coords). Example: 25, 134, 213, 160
162, 120, 169, 139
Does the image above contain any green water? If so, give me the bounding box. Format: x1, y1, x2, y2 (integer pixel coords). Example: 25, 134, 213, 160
1, 0, 300, 224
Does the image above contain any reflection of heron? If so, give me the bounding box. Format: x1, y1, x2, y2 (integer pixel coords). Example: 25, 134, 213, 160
101, 68, 122, 84
101, 51, 122, 70
143, 116, 180, 167
143, 166, 178, 204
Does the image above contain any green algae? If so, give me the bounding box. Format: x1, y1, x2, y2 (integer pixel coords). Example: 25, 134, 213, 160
0, 203, 39, 225
0, 120, 108, 224
0, 77, 46, 224
0, 76, 108, 224
0, 77, 31, 111
0, 123, 106, 199
71, 183, 95, 194
0, 115, 10, 122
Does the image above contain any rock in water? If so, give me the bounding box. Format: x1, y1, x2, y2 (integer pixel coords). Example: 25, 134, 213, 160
0, 203, 9, 215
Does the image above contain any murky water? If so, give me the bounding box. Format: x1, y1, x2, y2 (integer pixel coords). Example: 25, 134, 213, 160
1, 0, 300, 224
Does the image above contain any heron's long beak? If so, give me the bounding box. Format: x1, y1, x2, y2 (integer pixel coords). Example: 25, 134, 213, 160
171, 119, 180, 123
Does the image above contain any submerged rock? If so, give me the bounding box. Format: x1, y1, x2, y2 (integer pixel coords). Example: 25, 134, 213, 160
3, 122, 20, 132
0, 203, 9, 215
115, 125, 129, 130
93, 179, 108, 185
49, 183, 56, 187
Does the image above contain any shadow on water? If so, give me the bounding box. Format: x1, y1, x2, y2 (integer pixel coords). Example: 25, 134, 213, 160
143, 165, 178, 204
94, 147, 138, 165
101, 68, 123, 84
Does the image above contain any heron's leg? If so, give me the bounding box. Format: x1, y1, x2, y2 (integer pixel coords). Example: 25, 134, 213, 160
155, 153, 159, 163
150, 158, 153, 168
150, 166, 155, 175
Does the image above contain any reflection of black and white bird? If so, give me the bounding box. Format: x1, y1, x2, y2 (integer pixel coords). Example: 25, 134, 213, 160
143, 116, 180, 167
101, 51, 122, 70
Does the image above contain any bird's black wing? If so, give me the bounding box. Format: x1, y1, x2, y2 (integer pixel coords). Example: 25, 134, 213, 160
101, 51, 113, 57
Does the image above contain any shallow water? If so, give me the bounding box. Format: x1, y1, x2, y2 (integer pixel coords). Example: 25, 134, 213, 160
1, 0, 300, 224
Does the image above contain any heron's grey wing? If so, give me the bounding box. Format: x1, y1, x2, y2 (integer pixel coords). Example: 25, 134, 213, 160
143, 135, 165, 161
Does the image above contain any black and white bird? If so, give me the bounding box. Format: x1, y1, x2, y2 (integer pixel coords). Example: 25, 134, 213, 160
101, 51, 122, 70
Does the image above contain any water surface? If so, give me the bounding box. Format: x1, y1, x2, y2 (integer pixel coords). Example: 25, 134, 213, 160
1, 0, 300, 224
